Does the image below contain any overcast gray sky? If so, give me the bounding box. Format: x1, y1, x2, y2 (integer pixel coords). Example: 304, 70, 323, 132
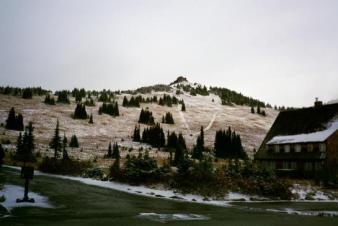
0, 0, 337, 107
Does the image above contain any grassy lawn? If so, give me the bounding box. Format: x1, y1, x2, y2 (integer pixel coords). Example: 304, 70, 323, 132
1, 167, 337, 226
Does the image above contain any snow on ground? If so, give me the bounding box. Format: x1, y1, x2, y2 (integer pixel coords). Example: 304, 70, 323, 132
291, 184, 336, 201
138, 213, 209, 223
264, 208, 338, 217
4, 166, 338, 218
267, 117, 338, 144
0, 184, 53, 211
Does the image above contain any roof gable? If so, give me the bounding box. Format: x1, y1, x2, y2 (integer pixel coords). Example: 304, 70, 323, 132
260, 103, 338, 147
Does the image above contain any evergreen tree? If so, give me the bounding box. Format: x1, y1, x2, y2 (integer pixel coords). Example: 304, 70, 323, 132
5, 107, 16, 130
181, 101, 186, 111
88, 114, 93, 124
73, 103, 88, 119
107, 142, 112, 158
69, 135, 79, 148
122, 96, 128, 106
16, 114, 24, 131
5, 107, 24, 131
192, 126, 204, 160
22, 88, 33, 99
44, 94, 55, 105
62, 133, 69, 160
257, 105, 261, 114
261, 110, 266, 116
141, 123, 166, 148
162, 112, 174, 124
14, 122, 36, 162
112, 142, 120, 160
50, 119, 62, 159
167, 132, 178, 149
214, 127, 247, 159
0, 144, 5, 166
133, 125, 141, 142
16, 132, 23, 157
138, 108, 155, 125
98, 101, 119, 117
57, 90, 70, 104
110, 158, 120, 177
114, 102, 119, 116
251, 106, 255, 114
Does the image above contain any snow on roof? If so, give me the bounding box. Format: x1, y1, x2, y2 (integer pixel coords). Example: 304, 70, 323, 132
267, 118, 338, 145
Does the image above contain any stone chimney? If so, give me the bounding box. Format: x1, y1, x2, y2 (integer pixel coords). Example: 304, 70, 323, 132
314, 97, 323, 108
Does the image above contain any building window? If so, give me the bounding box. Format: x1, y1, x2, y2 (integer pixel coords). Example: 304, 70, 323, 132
304, 162, 313, 171
319, 143, 326, 152
313, 143, 320, 152
295, 144, 301, 153
307, 144, 313, 152
301, 144, 307, 152
290, 161, 297, 169
315, 162, 323, 171
267, 145, 274, 152
274, 145, 280, 153
284, 145, 290, 153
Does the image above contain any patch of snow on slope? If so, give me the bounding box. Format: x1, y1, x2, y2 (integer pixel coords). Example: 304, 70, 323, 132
0, 184, 53, 211
138, 213, 209, 223
267, 118, 338, 144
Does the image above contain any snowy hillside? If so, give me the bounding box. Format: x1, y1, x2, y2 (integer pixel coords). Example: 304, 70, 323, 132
0, 78, 278, 161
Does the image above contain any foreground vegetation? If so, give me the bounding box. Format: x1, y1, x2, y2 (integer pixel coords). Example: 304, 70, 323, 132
2, 167, 338, 226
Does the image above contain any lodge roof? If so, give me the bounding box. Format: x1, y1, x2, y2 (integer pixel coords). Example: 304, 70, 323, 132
255, 103, 338, 160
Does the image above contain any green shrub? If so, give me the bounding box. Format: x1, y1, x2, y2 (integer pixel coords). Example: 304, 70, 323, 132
114, 153, 160, 184
83, 167, 104, 180
38, 157, 91, 176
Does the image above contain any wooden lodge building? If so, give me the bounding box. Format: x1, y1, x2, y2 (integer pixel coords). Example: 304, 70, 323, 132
255, 100, 338, 177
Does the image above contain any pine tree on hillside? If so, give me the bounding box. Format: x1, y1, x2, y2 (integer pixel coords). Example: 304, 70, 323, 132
88, 114, 93, 124
62, 133, 69, 160
167, 132, 178, 149
138, 108, 155, 125
114, 102, 119, 116
0, 144, 5, 166
181, 101, 186, 111
214, 127, 247, 159
261, 110, 266, 116
5, 107, 24, 131
6, 107, 16, 130
133, 125, 141, 142
57, 90, 70, 104
69, 135, 79, 148
107, 142, 112, 158
257, 105, 261, 114
16, 114, 24, 131
22, 88, 33, 99
73, 103, 88, 119
192, 126, 204, 160
16, 132, 23, 157
162, 112, 174, 124
14, 122, 36, 163
112, 142, 120, 160
44, 94, 55, 105
50, 119, 62, 159
141, 123, 166, 148
122, 96, 128, 106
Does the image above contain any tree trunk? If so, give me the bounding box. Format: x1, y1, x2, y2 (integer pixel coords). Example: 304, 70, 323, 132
24, 178, 29, 201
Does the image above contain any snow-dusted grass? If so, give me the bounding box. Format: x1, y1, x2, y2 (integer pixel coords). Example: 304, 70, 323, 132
0, 91, 277, 161
0, 184, 53, 211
